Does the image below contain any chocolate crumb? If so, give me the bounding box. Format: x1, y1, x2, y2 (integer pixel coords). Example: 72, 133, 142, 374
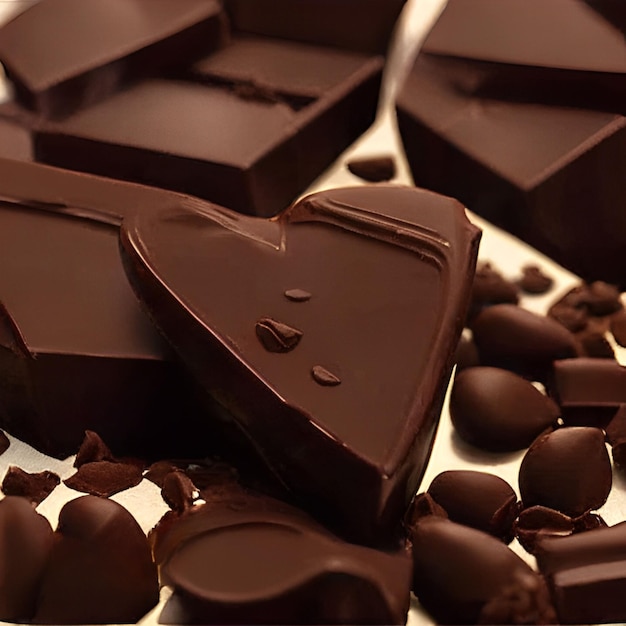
284, 288, 312, 302
346, 155, 396, 182
311, 365, 341, 386
1, 466, 60, 505
518, 264, 554, 294
255, 317, 303, 352
64, 460, 143, 497
0, 431, 9, 455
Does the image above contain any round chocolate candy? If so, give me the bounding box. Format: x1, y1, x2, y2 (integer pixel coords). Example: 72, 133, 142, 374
518, 427, 612, 517
450, 366, 560, 452
427, 470, 520, 542
471, 304, 578, 382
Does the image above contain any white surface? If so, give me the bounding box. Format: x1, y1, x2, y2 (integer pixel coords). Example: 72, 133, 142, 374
0, 0, 625, 624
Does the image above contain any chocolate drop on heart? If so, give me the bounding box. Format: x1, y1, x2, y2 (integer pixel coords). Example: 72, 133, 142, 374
284, 288, 312, 302
255, 317, 303, 353
518, 427, 612, 517
450, 366, 559, 452
347, 154, 396, 182
34, 495, 159, 624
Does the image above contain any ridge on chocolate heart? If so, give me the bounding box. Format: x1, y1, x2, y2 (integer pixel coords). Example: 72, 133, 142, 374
120, 185, 480, 544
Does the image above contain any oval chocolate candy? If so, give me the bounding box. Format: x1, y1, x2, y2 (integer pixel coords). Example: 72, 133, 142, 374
450, 366, 560, 452
518, 427, 612, 517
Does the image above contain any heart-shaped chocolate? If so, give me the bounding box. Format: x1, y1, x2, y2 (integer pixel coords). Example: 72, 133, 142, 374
120, 185, 480, 543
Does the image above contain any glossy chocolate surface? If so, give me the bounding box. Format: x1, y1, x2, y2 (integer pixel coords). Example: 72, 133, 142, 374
422, 0, 626, 112
397, 29, 626, 287
222, 0, 406, 54
153, 483, 412, 625
0, 0, 226, 117
121, 185, 480, 543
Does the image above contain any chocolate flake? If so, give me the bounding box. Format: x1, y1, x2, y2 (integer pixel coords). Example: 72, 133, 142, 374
255, 317, 303, 353
1, 466, 60, 505
311, 365, 341, 386
284, 288, 312, 302
64, 460, 143, 497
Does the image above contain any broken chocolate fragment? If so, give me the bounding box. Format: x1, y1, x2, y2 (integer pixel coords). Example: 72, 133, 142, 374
64, 460, 143, 497
427, 470, 520, 542
73, 430, 114, 468
514, 506, 577, 554
409, 516, 556, 625
311, 365, 341, 386
470, 304, 578, 382
34, 495, 159, 624
120, 185, 480, 544
255, 317, 303, 353
152, 482, 412, 625
347, 154, 396, 182
535, 522, 626, 624
1, 466, 60, 505
518, 427, 612, 517
0, 496, 54, 622
162, 471, 199, 514
519, 264, 554, 294
450, 366, 559, 452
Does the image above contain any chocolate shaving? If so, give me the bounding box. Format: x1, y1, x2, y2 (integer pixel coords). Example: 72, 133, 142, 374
311, 365, 341, 386
255, 317, 303, 353
284, 288, 312, 302
1, 466, 60, 505
64, 461, 143, 497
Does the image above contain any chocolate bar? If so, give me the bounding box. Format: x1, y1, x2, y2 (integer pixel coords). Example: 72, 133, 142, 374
152, 481, 412, 624
0, 0, 227, 118
396, 1, 626, 287
120, 185, 480, 544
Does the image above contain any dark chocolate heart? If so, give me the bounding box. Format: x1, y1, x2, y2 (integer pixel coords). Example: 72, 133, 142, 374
120, 185, 480, 543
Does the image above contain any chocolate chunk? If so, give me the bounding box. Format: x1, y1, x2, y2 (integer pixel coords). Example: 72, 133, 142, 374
0, 430, 9, 455
347, 155, 396, 182
450, 366, 559, 452
585, 281, 623, 316
535, 522, 626, 624
311, 365, 341, 386
64, 460, 143, 497
518, 427, 612, 517
73, 430, 114, 468
120, 185, 480, 544
0, 0, 227, 117
1, 466, 60, 505
0, 496, 54, 622
151, 483, 412, 625
255, 317, 303, 353
548, 302, 589, 333
519, 264, 554, 294
514, 506, 576, 554
0, 159, 210, 459
409, 517, 556, 625
549, 358, 626, 426
34, 495, 159, 624
470, 304, 578, 382
31, 49, 382, 215
454, 333, 480, 371
162, 471, 199, 514
470, 262, 519, 315
396, 19, 626, 288
427, 470, 520, 542
284, 288, 312, 302
610, 307, 626, 346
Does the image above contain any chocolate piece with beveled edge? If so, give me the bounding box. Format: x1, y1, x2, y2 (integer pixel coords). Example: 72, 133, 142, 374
120, 185, 480, 544
0, 0, 227, 118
